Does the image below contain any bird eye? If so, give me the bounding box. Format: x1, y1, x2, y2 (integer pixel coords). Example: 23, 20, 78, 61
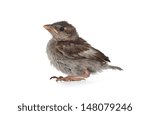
59, 27, 64, 31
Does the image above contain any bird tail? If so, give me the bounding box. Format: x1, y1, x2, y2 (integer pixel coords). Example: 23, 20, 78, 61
107, 65, 123, 71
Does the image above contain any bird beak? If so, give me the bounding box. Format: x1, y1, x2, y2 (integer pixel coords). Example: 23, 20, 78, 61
43, 24, 58, 34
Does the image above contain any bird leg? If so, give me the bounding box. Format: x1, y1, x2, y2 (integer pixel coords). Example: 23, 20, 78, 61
51, 76, 85, 82
82, 69, 90, 78
50, 70, 90, 82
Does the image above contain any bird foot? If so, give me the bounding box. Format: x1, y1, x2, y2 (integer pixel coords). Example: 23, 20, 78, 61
50, 76, 85, 82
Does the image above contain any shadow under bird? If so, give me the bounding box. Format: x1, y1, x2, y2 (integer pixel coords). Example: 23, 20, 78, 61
43, 21, 122, 82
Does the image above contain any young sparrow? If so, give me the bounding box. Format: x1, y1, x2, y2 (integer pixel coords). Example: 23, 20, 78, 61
43, 21, 122, 82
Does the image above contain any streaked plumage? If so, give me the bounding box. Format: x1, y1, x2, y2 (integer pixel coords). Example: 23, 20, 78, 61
44, 21, 122, 81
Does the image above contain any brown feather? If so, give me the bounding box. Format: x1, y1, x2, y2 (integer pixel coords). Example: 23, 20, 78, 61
56, 38, 110, 63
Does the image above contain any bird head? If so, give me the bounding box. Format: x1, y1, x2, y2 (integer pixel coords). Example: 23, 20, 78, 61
43, 21, 78, 41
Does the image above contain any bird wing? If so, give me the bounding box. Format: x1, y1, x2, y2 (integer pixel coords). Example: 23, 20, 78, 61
56, 38, 110, 63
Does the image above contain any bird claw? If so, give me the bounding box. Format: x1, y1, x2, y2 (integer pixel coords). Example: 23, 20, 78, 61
50, 76, 64, 81
50, 76, 85, 82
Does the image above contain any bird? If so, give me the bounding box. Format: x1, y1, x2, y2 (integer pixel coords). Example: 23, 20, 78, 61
43, 21, 122, 82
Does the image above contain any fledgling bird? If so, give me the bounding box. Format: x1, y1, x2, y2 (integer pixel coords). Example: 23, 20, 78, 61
43, 21, 122, 82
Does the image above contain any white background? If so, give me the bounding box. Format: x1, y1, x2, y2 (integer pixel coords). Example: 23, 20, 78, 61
0, 0, 150, 115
